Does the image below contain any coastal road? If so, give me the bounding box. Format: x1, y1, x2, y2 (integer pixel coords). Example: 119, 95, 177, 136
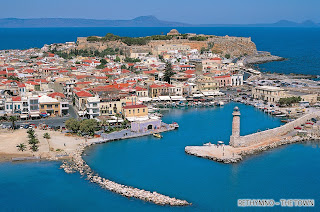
1, 106, 79, 128
1, 116, 69, 128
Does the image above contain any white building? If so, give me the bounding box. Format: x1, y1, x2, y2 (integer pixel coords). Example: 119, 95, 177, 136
86, 96, 100, 119
231, 74, 243, 86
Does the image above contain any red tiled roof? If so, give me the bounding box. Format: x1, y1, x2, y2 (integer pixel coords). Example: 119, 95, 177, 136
48, 92, 65, 98
214, 75, 231, 79
150, 83, 174, 88
184, 70, 196, 74
75, 90, 93, 98
135, 86, 147, 91
12, 96, 21, 101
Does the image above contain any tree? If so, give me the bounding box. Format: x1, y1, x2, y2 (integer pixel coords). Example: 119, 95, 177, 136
43, 132, 51, 139
16, 143, 26, 152
114, 56, 121, 62
279, 96, 302, 106
121, 64, 127, 70
28, 137, 39, 145
100, 58, 107, 65
65, 118, 80, 133
163, 62, 175, 83
43, 132, 51, 151
79, 119, 98, 136
225, 54, 231, 59
9, 116, 17, 130
30, 144, 39, 152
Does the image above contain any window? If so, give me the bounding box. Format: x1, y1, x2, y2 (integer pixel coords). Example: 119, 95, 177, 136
143, 109, 145, 113
47, 105, 52, 109
41, 105, 45, 109
129, 110, 131, 114
138, 109, 140, 113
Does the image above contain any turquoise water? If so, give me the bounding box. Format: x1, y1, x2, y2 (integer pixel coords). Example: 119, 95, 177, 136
0, 27, 319, 75
2, 103, 320, 211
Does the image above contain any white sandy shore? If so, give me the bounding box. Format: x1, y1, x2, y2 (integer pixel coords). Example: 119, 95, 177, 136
0, 128, 86, 162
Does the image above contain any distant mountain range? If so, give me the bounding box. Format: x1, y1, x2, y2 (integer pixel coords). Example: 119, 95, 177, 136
0, 16, 319, 28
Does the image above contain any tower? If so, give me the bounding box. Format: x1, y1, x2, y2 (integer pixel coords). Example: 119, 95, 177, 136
229, 106, 240, 147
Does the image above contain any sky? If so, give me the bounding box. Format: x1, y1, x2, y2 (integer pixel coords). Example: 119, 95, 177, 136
1, 0, 319, 24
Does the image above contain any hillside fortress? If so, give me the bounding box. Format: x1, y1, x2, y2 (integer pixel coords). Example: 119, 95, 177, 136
76, 29, 258, 57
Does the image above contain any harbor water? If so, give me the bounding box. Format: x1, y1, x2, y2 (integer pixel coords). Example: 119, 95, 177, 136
1, 103, 320, 211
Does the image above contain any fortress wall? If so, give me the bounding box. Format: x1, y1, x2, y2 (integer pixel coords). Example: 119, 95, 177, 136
75, 35, 258, 57
232, 111, 320, 147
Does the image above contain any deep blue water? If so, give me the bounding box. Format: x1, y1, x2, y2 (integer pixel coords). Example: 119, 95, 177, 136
0, 27, 319, 75
1, 103, 320, 211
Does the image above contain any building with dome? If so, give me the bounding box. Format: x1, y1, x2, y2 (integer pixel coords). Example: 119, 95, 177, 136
167, 29, 180, 36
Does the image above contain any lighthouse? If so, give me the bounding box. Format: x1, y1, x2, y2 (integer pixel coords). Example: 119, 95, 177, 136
229, 106, 240, 147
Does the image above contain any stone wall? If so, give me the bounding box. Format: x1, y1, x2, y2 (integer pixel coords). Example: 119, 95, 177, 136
76, 35, 258, 57
209, 36, 257, 57
231, 111, 320, 147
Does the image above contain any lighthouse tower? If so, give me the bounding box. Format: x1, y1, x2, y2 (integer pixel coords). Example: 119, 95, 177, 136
229, 106, 240, 147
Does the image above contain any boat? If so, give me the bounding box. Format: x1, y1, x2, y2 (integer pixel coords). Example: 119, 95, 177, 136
275, 114, 287, 117
218, 101, 224, 106
153, 133, 162, 138
172, 122, 179, 129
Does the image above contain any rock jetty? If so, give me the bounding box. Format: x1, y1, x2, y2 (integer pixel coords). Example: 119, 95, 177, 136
61, 143, 190, 206
244, 52, 285, 64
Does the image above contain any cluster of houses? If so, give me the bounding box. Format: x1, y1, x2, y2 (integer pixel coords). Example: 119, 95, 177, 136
0, 35, 248, 123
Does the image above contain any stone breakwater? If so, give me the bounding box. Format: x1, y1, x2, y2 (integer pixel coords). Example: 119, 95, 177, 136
185, 136, 320, 164
61, 143, 190, 206
238, 136, 320, 158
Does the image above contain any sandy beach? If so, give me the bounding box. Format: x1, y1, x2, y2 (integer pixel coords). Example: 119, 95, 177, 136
0, 128, 86, 162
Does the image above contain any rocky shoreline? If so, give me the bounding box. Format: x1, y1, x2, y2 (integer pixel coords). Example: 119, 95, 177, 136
61, 143, 190, 206
244, 54, 285, 64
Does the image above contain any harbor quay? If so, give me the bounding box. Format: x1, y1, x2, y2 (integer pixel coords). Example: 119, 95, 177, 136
185, 108, 320, 164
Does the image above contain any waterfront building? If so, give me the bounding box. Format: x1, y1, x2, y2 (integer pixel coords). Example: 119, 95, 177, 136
86, 96, 100, 119
74, 90, 93, 116
214, 75, 231, 87
131, 119, 162, 132
231, 74, 243, 86
122, 104, 148, 119
149, 83, 176, 97
196, 75, 219, 91
39, 95, 61, 116
252, 86, 286, 103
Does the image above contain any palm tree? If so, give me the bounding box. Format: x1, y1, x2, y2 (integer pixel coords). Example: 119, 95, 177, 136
43, 132, 51, 139
9, 116, 17, 130
43, 132, 51, 151
16, 143, 26, 152
30, 144, 39, 152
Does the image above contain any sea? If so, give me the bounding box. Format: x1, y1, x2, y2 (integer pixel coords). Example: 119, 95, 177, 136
1, 27, 320, 211
0, 27, 319, 75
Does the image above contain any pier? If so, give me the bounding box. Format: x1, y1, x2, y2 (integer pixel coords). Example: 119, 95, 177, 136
185, 108, 320, 163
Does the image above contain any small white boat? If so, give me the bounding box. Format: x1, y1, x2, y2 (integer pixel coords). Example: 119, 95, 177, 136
218, 101, 224, 106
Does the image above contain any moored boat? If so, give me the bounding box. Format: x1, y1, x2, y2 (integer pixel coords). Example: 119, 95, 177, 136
153, 133, 162, 138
